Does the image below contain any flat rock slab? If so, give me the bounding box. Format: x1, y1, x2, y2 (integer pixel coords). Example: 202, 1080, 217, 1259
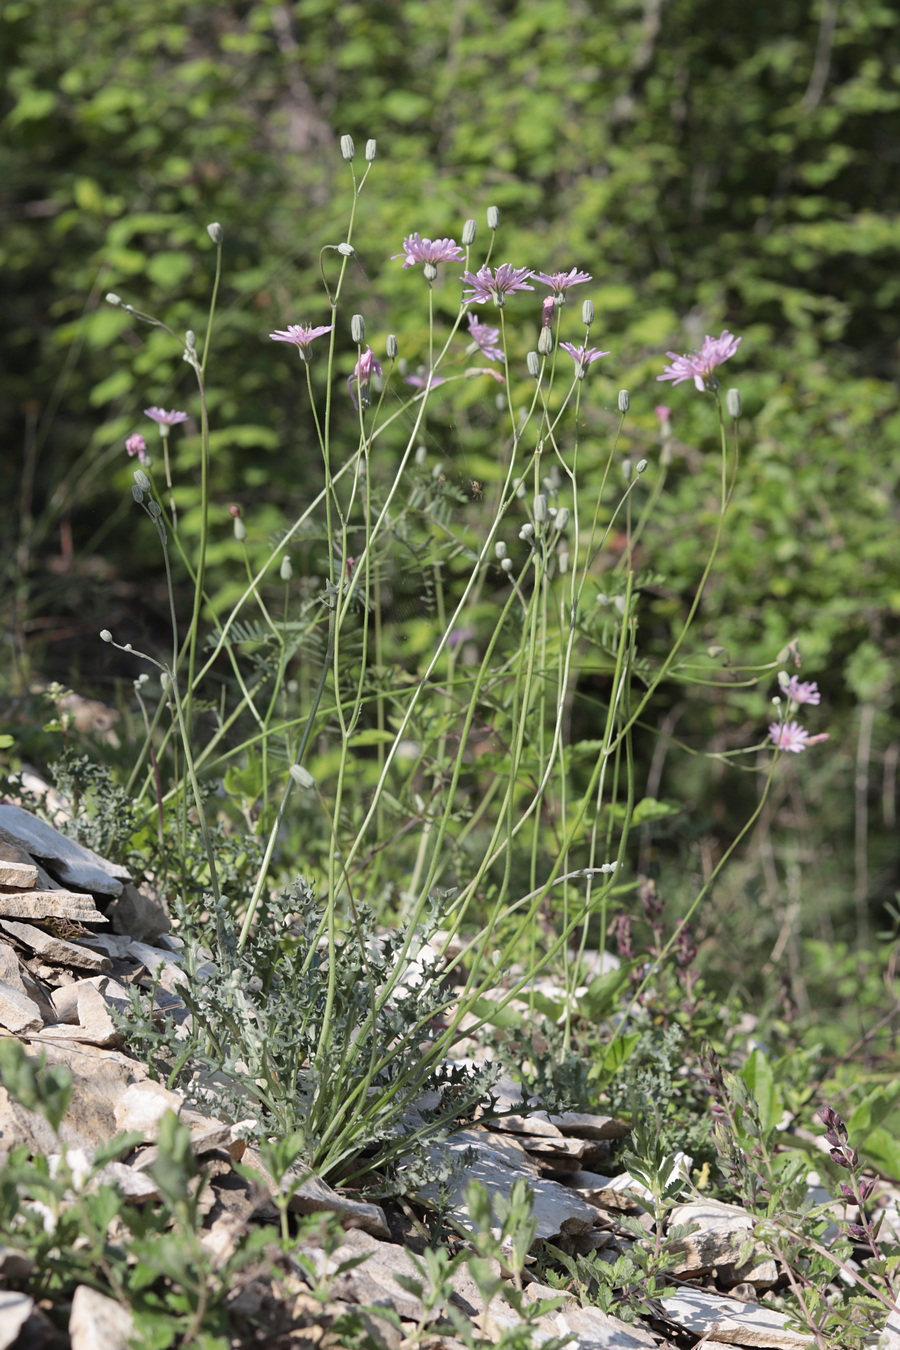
547, 1303, 659, 1349
668, 1199, 777, 1286
0, 860, 38, 888
0, 889, 107, 923
0, 980, 44, 1034
0, 805, 128, 896
0, 921, 112, 970
38, 982, 122, 1048
0, 1290, 34, 1350
659, 1288, 815, 1347
114, 1081, 183, 1138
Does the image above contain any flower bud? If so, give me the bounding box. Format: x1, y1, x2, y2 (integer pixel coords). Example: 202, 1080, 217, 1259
280, 556, 293, 581
554, 507, 569, 531
558, 550, 569, 574
351, 314, 365, 344
581, 299, 594, 325
622, 457, 632, 480
289, 763, 316, 789
147, 499, 162, 519
337, 242, 355, 256
133, 469, 151, 490
636, 458, 648, 474
495, 540, 508, 560
526, 351, 541, 378
533, 493, 548, 522
340, 134, 355, 160
500, 556, 513, 573
105, 292, 122, 306
365, 139, 377, 161
234, 515, 247, 542
618, 389, 630, 413
386, 333, 398, 359
100, 629, 113, 643
207, 222, 223, 243
519, 522, 535, 542
487, 205, 500, 230
537, 327, 554, 356
132, 485, 144, 503
415, 444, 427, 465
727, 387, 742, 418
462, 218, 477, 245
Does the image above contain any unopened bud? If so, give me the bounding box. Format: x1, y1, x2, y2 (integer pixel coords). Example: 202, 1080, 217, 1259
386, 333, 398, 359
185, 330, 196, 352
462, 218, 477, 245
500, 557, 513, 573
147, 501, 162, 522
727, 387, 742, 418
636, 458, 648, 474
519, 523, 535, 542
133, 469, 151, 490
132, 485, 144, 503
487, 205, 500, 230
415, 444, 427, 465
289, 763, 316, 789
207, 222, 223, 243
618, 389, 630, 413
234, 515, 247, 542
100, 629, 113, 643
558, 550, 569, 574
581, 299, 594, 325
337, 242, 355, 257
555, 507, 569, 531
105, 292, 122, 307
340, 134, 355, 160
537, 327, 554, 356
623, 458, 632, 480
495, 540, 508, 560
534, 493, 548, 522
365, 139, 377, 161
351, 314, 365, 343
280, 556, 293, 581
526, 351, 541, 378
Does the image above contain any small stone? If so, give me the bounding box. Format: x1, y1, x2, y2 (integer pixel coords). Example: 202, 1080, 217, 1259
0, 806, 128, 896
114, 1081, 183, 1138
0, 860, 38, 888
0, 980, 44, 1033
38, 981, 122, 1047
0, 921, 112, 970
69, 1285, 134, 1350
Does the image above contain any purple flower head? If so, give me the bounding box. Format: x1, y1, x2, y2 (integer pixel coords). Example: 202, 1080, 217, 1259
534, 268, 592, 301
126, 433, 149, 466
466, 312, 504, 362
783, 675, 821, 706
560, 342, 611, 378
348, 345, 383, 409
144, 407, 189, 431
461, 264, 534, 307
393, 233, 465, 270
269, 323, 334, 358
658, 330, 741, 392
405, 370, 447, 389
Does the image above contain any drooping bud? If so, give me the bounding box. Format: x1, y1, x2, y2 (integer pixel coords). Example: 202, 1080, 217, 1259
351, 314, 365, 344
487, 205, 500, 230
105, 293, 122, 307
337, 242, 355, 256
526, 351, 541, 378
365, 139, 377, 161
207, 222, 223, 244
727, 387, 742, 418
340, 134, 355, 160
618, 389, 630, 413
100, 629, 113, 643
519, 522, 535, 542
581, 299, 594, 325
462, 218, 477, 245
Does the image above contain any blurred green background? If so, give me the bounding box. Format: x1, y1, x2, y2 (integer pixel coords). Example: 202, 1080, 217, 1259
2, 0, 898, 1014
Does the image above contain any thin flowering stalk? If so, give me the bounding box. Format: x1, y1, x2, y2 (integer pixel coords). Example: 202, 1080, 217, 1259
144, 406, 189, 527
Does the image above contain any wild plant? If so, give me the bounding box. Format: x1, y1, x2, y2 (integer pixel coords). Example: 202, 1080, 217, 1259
85, 139, 831, 1181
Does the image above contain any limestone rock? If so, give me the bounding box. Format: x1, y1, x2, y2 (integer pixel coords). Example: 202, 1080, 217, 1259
0, 805, 128, 896
545, 1302, 659, 1348
0, 920, 112, 970
0, 860, 37, 888
0, 980, 44, 1034
0, 1291, 34, 1350
0, 889, 106, 923
659, 1287, 816, 1347
69, 1285, 135, 1350
38, 981, 122, 1048
668, 1199, 778, 1288
114, 1081, 183, 1138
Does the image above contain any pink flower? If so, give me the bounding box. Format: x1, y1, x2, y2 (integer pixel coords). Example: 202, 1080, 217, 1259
393, 233, 464, 269
655, 405, 671, 427
534, 268, 592, 299
769, 721, 829, 753
126, 433, 149, 465
560, 342, 611, 377
658, 331, 741, 392
461, 264, 534, 307
269, 323, 334, 355
405, 370, 447, 389
466, 313, 503, 361
348, 345, 383, 409
144, 407, 189, 428
783, 676, 821, 706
